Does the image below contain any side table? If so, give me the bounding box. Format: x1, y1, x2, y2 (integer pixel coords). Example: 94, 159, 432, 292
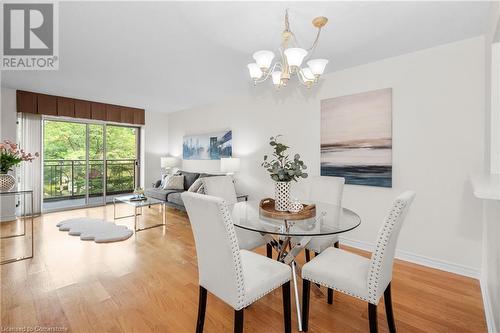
0, 189, 34, 265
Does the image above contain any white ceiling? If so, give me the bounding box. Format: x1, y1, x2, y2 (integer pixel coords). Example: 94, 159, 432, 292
1, 1, 493, 113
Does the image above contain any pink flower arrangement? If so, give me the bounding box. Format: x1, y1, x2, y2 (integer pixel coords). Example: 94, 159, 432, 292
0, 139, 39, 173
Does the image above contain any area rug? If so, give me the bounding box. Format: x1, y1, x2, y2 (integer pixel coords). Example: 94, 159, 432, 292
56, 218, 133, 243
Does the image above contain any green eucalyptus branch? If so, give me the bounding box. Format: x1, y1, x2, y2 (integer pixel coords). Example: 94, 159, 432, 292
262, 135, 308, 182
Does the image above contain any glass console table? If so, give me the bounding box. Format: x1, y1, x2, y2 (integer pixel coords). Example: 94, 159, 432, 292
0, 189, 34, 265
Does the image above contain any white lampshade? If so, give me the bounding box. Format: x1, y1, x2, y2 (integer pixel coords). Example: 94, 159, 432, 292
161, 156, 179, 168
271, 71, 282, 85
253, 50, 275, 70
302, 67, 315, 82
220, 157, 240, 174
247, 63, 263, 80
284, 48, 308, 67
307, 59, 329, 76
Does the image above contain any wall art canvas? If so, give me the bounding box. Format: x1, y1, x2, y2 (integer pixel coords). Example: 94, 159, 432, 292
320, 88, 392, 188
183, 130, 232, 160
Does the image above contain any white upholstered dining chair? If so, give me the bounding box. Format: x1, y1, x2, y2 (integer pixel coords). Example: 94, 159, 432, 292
304, 176, 345, 258
202, 176, 272, 257
182, 192, 292, 333
302, 176, 345, 303
301, 191, 415, 333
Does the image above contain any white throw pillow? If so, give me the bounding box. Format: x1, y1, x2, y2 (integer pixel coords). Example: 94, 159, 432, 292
196, 184, 205, 194
162, 175, 184, 190
188, 178, 203, 192
159, 174, 169, 188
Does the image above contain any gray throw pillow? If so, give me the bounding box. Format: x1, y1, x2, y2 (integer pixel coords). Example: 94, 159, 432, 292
178, 171, 200, 190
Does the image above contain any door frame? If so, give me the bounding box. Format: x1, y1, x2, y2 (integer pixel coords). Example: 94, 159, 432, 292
41, 116, 141, 212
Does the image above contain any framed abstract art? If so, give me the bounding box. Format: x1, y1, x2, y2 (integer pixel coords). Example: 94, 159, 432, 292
320, 88, 392, 188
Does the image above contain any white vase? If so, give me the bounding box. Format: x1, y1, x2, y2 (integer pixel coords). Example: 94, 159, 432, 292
288, 199, 304, 213
274, 181, 291, 211
0, 173, 16, 192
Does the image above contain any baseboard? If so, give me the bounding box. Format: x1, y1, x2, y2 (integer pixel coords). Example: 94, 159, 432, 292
0, 215, 17, 223
480, 277, 497, 333
338, 237, 481, 279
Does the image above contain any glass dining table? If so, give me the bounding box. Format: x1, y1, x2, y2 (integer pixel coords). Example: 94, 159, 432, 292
231, 200, 361, 331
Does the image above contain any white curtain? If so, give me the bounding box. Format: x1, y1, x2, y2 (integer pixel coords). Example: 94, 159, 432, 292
18, 113, 42, 214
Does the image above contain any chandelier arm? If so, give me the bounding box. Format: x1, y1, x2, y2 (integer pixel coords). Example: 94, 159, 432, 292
308, 27, 322, 51
254, 62, 280, 84
306, 27, 322, 60
296, 68, 309, 86
286, 26, 322, 56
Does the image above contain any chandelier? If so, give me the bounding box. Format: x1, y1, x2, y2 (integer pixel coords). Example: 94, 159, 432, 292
247, 10, 329, 89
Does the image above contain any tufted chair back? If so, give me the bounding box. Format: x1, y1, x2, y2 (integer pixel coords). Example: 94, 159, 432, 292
367, 191, 415, 304
308, 176, 345, 205
203, 176, 238, 205
181, 192, 245, 310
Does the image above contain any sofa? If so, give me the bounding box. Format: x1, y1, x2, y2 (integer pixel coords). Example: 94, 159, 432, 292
145, 170, 219, 211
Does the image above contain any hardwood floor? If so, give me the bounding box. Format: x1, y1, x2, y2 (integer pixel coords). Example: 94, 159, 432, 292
1, 205, 487, 332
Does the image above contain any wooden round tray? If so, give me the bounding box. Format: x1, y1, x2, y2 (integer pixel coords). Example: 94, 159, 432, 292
259, 198, 316, 221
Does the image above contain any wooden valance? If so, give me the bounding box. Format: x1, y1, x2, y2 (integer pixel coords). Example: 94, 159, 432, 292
16, 90, 145, 125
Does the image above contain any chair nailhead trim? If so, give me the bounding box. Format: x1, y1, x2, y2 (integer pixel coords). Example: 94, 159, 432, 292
302, 275, 369, 302
238, 277, 291, 310
217, 200, 246, 309
367, 198, 407, 304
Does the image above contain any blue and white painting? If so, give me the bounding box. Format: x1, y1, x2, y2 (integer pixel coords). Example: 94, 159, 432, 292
183, 130, 232, 160
320, 88, 392, 188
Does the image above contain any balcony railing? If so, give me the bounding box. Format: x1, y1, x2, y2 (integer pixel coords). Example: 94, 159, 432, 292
43, 159, 137, 201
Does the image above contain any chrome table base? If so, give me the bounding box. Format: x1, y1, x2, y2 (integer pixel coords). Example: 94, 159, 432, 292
264, 230, 313, 332
113, 199, 166, 232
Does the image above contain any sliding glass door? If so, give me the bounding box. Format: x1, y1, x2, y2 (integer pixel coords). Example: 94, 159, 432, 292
105, 125, 139, 202
88, 124, 105, 206
42, 119, 139, 211
43, 120, 87, 210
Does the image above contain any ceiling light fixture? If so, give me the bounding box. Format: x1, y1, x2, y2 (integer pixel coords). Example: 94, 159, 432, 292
247, 10, 329, 90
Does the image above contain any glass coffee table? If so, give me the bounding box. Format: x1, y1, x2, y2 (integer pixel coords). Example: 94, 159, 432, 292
113, 195, 166, 232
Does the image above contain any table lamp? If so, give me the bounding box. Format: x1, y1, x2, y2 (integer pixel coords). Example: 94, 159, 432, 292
161, 156, 180, 175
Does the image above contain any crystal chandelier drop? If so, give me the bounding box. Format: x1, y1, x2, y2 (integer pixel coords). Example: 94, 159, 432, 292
247, 10, 329, 89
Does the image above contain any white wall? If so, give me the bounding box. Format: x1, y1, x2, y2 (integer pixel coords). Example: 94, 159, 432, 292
481, 3, 500, 332
485, 1, 500, 175
482, 199, 500, 333
168, 37, 485, 272
143, 111, 169, 188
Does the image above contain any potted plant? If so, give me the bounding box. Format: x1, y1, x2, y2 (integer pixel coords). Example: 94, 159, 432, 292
262, 135, 308, 211
0, 139, 39, 192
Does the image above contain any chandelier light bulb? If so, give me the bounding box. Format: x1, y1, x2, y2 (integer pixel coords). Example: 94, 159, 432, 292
247, 63, 263, 80
253, 50, 275, 71
284, 48, 308, 68
272, 71, 282, 86
307, 59, 329, 76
